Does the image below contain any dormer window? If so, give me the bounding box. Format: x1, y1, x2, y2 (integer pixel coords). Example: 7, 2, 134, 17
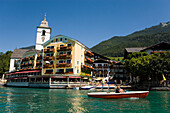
42, 30, 46, 36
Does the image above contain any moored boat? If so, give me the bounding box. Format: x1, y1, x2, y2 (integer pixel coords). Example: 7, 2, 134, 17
81, 85, 94, 90
88, 91, 149, 99
96, 84, 115, 89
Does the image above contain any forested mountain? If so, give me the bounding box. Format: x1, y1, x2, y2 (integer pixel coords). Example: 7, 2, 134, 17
91, 22, 170, 57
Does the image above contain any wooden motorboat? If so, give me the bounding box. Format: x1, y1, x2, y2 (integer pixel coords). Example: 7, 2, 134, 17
88, 91, 149, 99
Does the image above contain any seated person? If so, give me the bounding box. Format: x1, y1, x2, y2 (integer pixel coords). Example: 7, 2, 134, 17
116, 86, 125, 93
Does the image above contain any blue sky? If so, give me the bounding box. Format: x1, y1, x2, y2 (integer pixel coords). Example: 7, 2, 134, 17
1, 0, 170, 52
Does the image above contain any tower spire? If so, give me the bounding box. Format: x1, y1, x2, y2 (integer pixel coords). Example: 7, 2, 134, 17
39, 13, 49, 28
44, 13, 46, 21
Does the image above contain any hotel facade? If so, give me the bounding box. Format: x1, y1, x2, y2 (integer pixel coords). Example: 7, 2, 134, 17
6, 14, 94, 88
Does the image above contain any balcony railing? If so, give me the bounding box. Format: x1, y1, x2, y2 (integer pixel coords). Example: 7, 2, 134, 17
45, 72, 53, 74
44, 48, 55, 53
55, 71, 74, 74
56, 54, 72, 59
82, 65, 94, 70
85, 50, 94, 57
43, 56, 55, 61
28, 62, 34, 66
56, 63, 72, 68
36, 62, 42, 66
43, 64, 54, 68
37, 55, 42, 60
85, 58, 94, 64
29, 56, 34, 60
22, 57, 30, 61
93, 66, 109, 69
57, 46, 72, 51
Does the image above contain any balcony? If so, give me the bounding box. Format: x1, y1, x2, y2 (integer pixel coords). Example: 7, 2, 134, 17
45, 72, 53, 74
85, 58, 94, 64
44, 48, 55, 53
55, 72, 65, 74
29, 56, 34, 60
37, 55, 42, 60
36, 62, 42, 66
57, 46, 72, 51
82, 65, 94, 70
43, 64, 54, 68
94, 66, 109, 69
28, 62, 34, 66
85, 50, 94, 57
56, 54, 72, 59
43, 56, 55, 61
56, 63, 72, 68
22, 57, 30, 61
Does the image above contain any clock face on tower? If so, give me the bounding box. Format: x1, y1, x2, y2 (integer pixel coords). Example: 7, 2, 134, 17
42, 37, 45, 42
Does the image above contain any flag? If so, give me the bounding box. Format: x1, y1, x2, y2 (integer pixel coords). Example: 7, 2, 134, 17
162, 74, 166, 81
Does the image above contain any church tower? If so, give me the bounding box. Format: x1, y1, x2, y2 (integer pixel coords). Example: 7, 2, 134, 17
35, 13, 51, 50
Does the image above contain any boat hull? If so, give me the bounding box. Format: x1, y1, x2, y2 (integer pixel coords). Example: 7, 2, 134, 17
88, 91, 149, 99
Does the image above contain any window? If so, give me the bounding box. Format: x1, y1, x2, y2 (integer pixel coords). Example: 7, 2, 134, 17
51, 40, 54, 43
42, 30, 46, 35
65, 38, 67, 41
104, 64, 108, 67
98, 64, 102, 67
67, 51, 71, 55
55, 38, 58, 42
56, 69, 64, 73
81, 55, 83, 58
66, 68, 73, 73
67, 43, 72, 46
67, 60, 71, 64
77, 69, 79, 73
81, 62, 83, 65
59, 52, 64, 55
50, 61, 54, 65
77, 61, 79, 65
60, 38, 63, 41
59, 60, 64, 63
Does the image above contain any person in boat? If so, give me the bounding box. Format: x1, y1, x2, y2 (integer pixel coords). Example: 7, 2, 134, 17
116, 86, 125, 93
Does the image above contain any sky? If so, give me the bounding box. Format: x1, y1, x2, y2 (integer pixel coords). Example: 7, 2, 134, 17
0, 0, 170, 52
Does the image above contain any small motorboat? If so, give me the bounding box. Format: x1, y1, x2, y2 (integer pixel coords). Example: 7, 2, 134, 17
81, 86, 94, 90
96, 84, 115, 89
88, 91, 149, 99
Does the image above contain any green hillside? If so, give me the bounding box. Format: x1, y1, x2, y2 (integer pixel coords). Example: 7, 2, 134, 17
91, 23, 170, 57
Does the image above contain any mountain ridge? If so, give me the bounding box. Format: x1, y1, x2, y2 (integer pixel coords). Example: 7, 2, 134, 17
91, 23, 170, 57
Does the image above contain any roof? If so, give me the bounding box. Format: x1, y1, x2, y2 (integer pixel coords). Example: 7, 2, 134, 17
125, 47, 146, 53
11, 49, 29, 59
26, 49, 42, 54
94, 59, 110, 63
141, 41, 170, 52
93, 52, 111, 60
43, 34, 91, 51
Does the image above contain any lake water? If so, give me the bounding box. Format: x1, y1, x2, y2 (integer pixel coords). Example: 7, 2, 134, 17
0, 86, 169, 113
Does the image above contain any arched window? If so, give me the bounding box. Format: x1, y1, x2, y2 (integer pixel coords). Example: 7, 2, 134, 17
42, 30, 46, 36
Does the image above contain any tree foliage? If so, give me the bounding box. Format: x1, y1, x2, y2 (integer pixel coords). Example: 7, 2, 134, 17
0, 51, 13, 76
124, 52, 170, 80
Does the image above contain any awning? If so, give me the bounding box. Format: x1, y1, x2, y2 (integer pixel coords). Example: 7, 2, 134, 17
95, 77, 103, 80
82, 77, 88, 79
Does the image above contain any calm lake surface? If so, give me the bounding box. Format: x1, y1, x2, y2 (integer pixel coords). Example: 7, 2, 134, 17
0, 86, 169, 113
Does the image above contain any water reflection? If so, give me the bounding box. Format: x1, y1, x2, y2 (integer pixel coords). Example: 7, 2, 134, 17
0, 87, 169, 113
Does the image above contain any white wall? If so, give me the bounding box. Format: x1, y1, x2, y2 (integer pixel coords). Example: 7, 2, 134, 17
36, 28, 51, 50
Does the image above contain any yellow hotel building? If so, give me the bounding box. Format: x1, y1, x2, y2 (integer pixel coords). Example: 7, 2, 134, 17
42, 34, 94, 76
